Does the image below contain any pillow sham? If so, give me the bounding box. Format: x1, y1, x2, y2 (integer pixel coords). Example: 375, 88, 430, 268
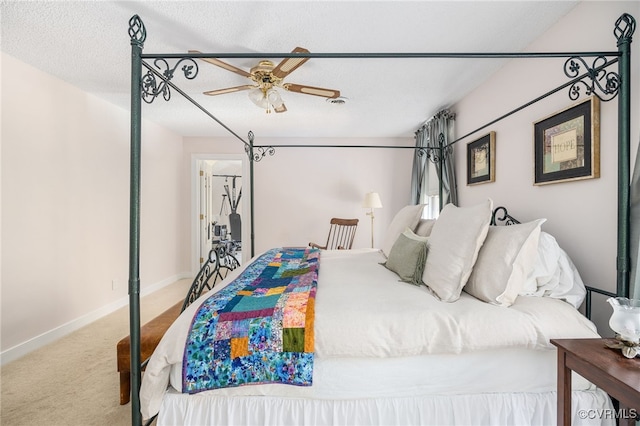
520, 231, 587, 308
414, 218, 436, 237
381, 228, 428, 286
381, 204, 425, 257
464, 219, 546, 307
422, 199, 493, 302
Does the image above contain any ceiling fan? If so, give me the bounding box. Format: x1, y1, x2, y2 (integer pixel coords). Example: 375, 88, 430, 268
190, 47, 341, 113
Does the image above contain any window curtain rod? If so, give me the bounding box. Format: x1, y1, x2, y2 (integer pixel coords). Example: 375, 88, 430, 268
418, 110, 455, 130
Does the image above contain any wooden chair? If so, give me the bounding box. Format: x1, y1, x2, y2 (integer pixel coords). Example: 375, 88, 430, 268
309, 218, 359, 250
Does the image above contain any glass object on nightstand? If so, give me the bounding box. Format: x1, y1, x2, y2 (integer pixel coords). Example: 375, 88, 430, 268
607, 297, 640, 358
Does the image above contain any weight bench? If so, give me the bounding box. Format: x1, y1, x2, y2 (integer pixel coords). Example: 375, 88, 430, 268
116, 301, 182, 405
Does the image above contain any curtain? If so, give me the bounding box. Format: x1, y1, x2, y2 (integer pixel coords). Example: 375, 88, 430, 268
630, 136, 640, 298
411, 110, 457, 209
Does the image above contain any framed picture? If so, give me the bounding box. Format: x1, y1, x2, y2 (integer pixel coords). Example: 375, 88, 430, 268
467, 131, 496, 185
533, 96, 600, 185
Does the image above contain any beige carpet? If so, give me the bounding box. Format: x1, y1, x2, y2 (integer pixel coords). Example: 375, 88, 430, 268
1, 279, 192, 426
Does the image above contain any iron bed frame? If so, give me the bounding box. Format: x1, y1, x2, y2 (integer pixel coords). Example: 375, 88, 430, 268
127, 13, 635, 426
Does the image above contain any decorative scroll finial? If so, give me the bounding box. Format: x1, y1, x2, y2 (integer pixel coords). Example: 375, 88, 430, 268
245, 131, 275, 162
491, 207, 521, 226
141, 57, 199, 103
130, 15, 198, 104
564, 56, 619, 102
416, 146, 450, 164
614, 13, 636, 45
562, 14, 635, 103
128, 15, 146, 47
244, 131, 254, 161
416, 132, 451, 164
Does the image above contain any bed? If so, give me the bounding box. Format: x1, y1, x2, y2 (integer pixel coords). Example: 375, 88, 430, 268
140, 201, 613, 425
126, 11, 636, 426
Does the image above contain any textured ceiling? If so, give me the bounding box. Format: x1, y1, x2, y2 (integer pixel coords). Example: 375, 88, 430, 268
1, 1, 578, 139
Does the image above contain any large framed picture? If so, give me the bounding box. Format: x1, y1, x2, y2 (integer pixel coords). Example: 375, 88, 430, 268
533, 97, 600, 185
467, 131, 495, 185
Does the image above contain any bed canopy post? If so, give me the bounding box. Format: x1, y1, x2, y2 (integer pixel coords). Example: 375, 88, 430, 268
438, 133, 445, 211
616, 13, 635, 298
248, 131, 256, 258
128, 15, 145, 426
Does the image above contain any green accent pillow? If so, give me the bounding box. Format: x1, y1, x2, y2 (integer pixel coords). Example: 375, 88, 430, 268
381, 228, 428, 286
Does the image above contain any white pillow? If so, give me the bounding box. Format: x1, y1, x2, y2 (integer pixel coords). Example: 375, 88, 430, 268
381, 204, 425, 256
422, 199, 493, 302
521, 231, 560, 295
520, 231, 587, 308
414, 219, 436, 237
464, 219, 546, 307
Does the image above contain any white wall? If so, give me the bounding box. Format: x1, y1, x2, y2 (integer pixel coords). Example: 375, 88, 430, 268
1, 53, 189, 361
252, 138, 414, 254
453, 2, 640, 332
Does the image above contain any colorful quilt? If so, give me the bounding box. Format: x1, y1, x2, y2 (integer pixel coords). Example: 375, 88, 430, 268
182, 247, 319, 393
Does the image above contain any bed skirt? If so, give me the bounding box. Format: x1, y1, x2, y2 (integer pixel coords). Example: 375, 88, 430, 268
157, 388, 614, 426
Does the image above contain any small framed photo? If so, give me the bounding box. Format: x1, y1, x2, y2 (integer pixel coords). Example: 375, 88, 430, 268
533, 96, 600, 185
467, 131, 496, 185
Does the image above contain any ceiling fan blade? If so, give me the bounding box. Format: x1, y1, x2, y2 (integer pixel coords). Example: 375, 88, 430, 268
189, 50, 252, 78
203, 85, 256, 96
274, 103, 287, 113
282, 83, 340, 99
271, 47, 310, 79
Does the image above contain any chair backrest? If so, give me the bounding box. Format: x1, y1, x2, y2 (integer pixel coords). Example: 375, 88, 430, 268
324, 218, 359, 250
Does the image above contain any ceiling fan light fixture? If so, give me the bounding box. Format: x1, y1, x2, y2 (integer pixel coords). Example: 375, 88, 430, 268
197, 45, 337, 113
266, 88, 284, 108
248, 88, 269, 109
248, 87, 285, 113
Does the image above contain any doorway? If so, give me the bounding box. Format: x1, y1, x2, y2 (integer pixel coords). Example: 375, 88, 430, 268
192, 154, 250, 275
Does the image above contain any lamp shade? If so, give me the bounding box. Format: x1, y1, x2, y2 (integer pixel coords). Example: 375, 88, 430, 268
363, 192, 383, 209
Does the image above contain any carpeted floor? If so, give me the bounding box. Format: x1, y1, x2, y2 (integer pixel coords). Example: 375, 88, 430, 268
1, 279, 192, 426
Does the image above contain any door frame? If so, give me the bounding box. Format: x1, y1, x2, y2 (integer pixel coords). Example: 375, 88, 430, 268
191, 153, 250, 275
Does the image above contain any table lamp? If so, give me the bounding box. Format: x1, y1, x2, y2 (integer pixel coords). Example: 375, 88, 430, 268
363, 192, 383, 248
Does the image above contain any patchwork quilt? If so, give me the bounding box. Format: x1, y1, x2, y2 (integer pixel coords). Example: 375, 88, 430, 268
182, 247, 319, 393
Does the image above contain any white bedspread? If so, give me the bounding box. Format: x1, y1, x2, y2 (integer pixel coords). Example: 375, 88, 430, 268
314, 249, 597, 357
140, 248, 600, 419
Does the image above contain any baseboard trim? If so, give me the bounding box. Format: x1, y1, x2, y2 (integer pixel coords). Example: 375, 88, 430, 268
0, 273, 191, 366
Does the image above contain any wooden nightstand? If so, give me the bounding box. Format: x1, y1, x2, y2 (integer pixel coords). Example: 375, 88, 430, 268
551, 338, 640, 426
